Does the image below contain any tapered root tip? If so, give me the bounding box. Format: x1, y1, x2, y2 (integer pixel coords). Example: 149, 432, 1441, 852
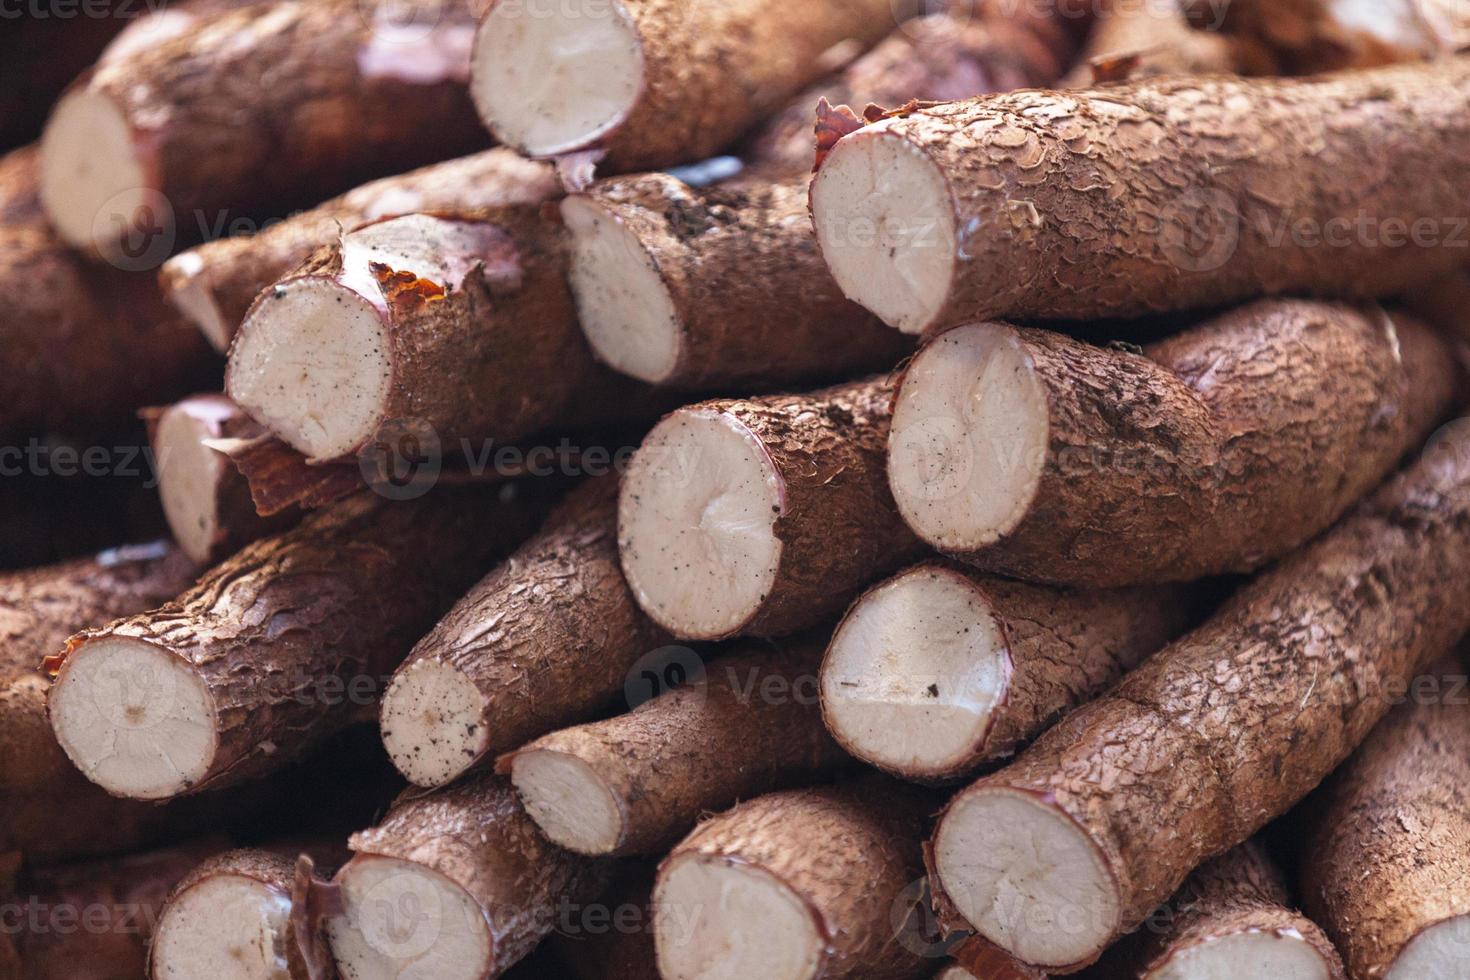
1146, 932, 1336, 980
151, 874, 293, 980
380, 658, 490, 788
48, 637, 218, 800
39, 89, 152, 253
810, 122, 956, 335
1386, 915, 1470, 980
821, 565, 1010, 778
562, 195, 682, 383
619, 409, 784, 640
888, 323, 1049, 554
155, 401, 231, 565
509, 748, 625, 855
327, 855, 492, 980
226, 276, 390, 463
933, 788, 1120, 969
472, 0, 644, 156
654, 853, 824, 980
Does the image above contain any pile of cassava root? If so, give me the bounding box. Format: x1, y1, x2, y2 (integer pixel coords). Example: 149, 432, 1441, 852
5, 0, 1470, 977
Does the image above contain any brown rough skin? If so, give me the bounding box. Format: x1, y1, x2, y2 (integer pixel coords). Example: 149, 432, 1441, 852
828, 59, 1470, 330
625, 376, 926, 639
387, 477, 668, 787
504, 641, 851, 856
657, 778, 941, 980
544, 864, 658, 980
931, 416, 1470, 971
906, 301, 1456, 587
0, 541, 198, 794
1, 837, 227, 980
338, 774, 609, 977
161, 150, 561, 352
148, 394, 298, 564
747, 7, 1090, 174
478, 0, 910, 172
826, 562, 1196, 779
1095, 840, 1345, 979
151, 847, 340, 980
49, 488, 540, 798
52, 0, 489, 253
573, 173, 911, 387
0, 147, 215, 436
1300, 660, 1470, 979
226, 206, 616, 464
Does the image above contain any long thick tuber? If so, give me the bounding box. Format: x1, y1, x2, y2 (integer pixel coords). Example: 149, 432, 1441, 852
40, 0, 488, 258
471, 0, 908, 171
0, 541, 197, 794
821, 562, 1192, 781
812, 59, 1470, 335
927, 417, 1470, 971
325, 774, 608, 980
1095, 839, 1345, 979
653, 778, 939, 980
381, 477, 668, 788
1299, 660, 1470, 979
887, 301, 1455, 587
46, 488, 538, 800
507, 642, 849, 856
562, 173, 909, 387
619, 376, 924, 640
160, 150, 560, 352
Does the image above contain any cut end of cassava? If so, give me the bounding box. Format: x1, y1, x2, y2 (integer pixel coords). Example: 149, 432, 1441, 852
162, 252, 233, 353
509, 749, 624, 855
39, 88, 153, 253
889, 323, 1049, 553
1386, 915, 1470, 980
472, 0, 644, 157
380, 658, 490, 788
327, 855, 492, 980
48, 636, 218, 800
226, 277, 391, 463
151, 873, 293, 980
156, 401, 232, 565
821, 565, 1010, 778
561, 195, 681, 383
619, 409, 783, 640
933, 787, 1119, 969
1146, 931, 1335, 980
654, 853, 824, 980
811, 122, 956, 335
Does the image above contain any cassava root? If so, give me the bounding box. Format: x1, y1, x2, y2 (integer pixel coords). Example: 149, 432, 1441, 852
887, 300, 1455, 587
381, 477, 668, 789
506, 640, 848, 856
927, 416, 1470, 971
325, 774, 608, 980
653, 777, 939, 980
821, 561, 1193, 780
618, 376, 924, 640
1300, 659, 1470, 979
812, 58, 1470, 335
161, 150, 559, 353
47, 488, 538, 800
